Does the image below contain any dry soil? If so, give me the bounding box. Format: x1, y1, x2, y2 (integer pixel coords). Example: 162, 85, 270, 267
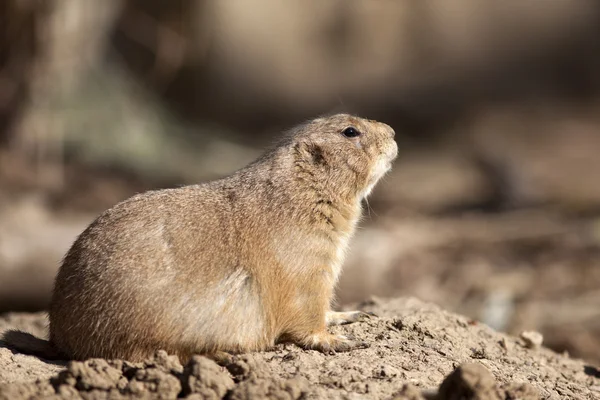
1, 297, 599, 399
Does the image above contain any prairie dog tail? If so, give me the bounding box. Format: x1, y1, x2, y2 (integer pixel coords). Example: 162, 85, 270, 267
1, 330, 64, 360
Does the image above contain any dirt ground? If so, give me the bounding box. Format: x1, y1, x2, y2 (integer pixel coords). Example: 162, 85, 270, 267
0, 297, 599, 399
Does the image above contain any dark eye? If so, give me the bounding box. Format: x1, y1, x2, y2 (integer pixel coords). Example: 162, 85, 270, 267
342, 127, 361, 138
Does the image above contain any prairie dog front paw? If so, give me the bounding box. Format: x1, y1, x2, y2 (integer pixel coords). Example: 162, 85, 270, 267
298, 332, 369, 354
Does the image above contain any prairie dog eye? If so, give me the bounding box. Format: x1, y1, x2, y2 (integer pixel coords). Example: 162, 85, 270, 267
342, 127, 361, 138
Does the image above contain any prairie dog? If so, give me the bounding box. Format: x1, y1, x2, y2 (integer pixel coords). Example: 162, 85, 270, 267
5, 114, 397, 362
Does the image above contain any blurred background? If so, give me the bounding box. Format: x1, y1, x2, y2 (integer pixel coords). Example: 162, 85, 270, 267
1, 0, 600, 364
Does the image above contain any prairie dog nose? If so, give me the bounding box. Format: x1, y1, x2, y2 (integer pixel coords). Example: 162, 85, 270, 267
386, 125, 396, 139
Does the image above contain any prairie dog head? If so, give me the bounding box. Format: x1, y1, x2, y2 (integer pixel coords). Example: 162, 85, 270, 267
292, 114, 398, 200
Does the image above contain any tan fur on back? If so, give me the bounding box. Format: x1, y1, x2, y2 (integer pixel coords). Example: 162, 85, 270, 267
48, 114, 397, 362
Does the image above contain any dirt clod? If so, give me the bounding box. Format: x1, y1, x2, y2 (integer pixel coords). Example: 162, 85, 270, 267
182, 356, 234, 399
437, 363, 501, 400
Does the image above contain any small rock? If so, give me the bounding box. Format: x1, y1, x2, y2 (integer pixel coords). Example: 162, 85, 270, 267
520, 331, 544, 349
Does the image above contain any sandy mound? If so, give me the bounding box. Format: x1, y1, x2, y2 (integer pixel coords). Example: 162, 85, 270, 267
1, 297, 598, 399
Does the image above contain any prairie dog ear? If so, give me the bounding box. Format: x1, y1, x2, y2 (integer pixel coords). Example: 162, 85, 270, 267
295, 141, 327, 166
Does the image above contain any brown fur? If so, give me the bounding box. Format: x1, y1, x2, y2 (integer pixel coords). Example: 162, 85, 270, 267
3, 114, 397, 362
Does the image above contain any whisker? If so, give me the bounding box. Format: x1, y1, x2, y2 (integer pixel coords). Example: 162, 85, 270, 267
364, 197, 376, 219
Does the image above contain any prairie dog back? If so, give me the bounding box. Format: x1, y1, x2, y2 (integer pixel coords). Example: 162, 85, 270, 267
45, 114, 398, 362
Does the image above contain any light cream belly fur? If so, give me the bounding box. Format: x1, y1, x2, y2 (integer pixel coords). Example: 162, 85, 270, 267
167, 268, 267, 353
